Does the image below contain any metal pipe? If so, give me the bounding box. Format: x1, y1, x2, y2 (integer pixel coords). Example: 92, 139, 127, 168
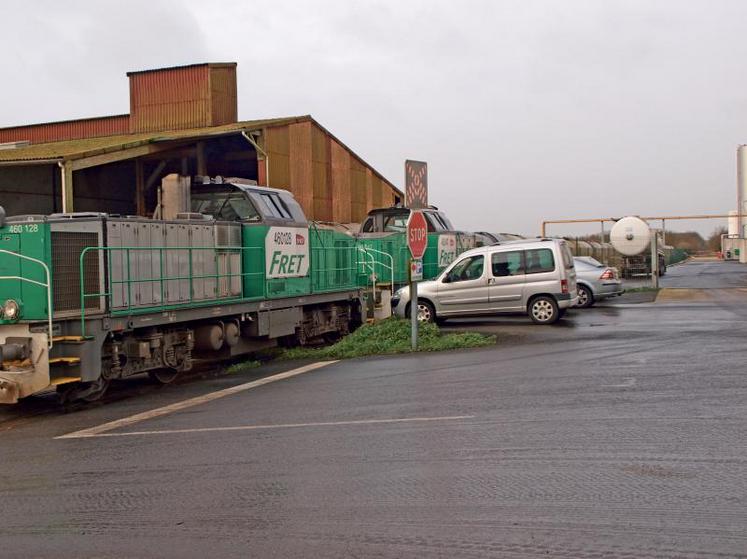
241, 131, 270, 185
541, 213, 747, 237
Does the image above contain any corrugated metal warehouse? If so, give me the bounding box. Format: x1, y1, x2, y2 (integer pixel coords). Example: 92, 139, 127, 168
0, 62, 401, 223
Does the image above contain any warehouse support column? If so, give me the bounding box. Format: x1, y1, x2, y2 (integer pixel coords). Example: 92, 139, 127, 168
59, 161, 74, 213
196, 141, 207, 176
135, 159, 145, 216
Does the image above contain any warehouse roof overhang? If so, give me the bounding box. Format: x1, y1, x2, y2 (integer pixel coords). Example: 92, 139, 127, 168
0, 115, 402, 195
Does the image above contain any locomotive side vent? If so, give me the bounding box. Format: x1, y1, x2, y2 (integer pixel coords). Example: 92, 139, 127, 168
52, 232, 101, 314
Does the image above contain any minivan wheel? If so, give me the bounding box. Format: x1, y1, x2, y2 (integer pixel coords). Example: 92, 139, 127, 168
577, 285, 594, 308
408, 300, 436, 324
528, 296, 559, 325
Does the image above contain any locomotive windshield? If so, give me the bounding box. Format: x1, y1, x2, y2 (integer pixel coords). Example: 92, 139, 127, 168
191, 190, 261, 222
361, 209, 456, 233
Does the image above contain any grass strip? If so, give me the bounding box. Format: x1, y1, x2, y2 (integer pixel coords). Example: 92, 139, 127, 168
279, 318, 495, 361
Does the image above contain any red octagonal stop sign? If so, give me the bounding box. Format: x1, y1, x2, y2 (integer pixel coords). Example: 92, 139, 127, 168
407, 210, 428, 259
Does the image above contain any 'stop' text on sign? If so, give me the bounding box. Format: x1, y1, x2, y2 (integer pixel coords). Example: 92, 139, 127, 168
407, 210, 428, 259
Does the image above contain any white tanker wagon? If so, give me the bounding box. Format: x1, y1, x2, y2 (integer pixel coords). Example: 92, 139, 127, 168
610, 216, 667, 278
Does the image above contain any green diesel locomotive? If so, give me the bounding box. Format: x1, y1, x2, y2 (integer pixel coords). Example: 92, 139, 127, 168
0, 177, 365, 404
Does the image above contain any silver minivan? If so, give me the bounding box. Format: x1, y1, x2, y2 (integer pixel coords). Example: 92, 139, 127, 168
391, 239, 578, 325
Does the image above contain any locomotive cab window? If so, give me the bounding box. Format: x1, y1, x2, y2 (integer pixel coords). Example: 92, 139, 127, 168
382, 214, 408, 232
256, 193, 292, 220
191, 191, 260, 222
437, 211, 455, 230
425, 212, 448, 232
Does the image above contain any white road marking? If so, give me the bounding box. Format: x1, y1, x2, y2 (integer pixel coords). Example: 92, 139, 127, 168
61, 415, 477, 439
56, 361, 337, 440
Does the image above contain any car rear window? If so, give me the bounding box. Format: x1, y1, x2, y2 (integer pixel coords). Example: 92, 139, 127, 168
525, 248, 555, 274
560, 243, 574, 269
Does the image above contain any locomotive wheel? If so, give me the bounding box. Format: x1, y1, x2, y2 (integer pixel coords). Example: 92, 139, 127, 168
148, 369, 180, 385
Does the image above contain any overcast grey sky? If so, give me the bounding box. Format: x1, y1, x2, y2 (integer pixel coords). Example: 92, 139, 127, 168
2, 0, 745, 236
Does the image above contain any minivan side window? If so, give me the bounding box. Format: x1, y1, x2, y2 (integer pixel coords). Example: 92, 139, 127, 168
491, 251, 524, 277
445, 255, 484, 283
525, 249, 555, 274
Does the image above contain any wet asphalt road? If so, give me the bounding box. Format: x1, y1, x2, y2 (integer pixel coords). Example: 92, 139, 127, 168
2, 260, 747, 558
660, 258, 747, 288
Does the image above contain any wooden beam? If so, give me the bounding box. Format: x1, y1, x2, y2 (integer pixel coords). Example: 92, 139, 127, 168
140, 146, 196, 161
69, 141, 195, 171
145, 160, 167, 191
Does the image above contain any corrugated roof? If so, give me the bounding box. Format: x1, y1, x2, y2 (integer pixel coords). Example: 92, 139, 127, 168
0, 114, 402, 195
0, 116, 307, 162
0, 113, 129, 132
126, 62, 237, 77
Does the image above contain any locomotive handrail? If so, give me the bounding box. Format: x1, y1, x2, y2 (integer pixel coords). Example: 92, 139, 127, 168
357, 247, 377, 296
357, 246, 394, 289
79, 245, 255, 338
0, 249, 53, 349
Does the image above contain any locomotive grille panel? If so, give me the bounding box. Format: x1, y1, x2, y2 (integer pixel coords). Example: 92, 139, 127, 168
52, 232, 101, 313
216, 224, 241, 247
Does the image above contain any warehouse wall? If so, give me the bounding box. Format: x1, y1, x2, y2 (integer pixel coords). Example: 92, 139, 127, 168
264, 122, 399, 223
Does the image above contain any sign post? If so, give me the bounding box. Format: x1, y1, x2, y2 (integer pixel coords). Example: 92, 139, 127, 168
405, 160, 429, 350
407, 211, 428, 349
